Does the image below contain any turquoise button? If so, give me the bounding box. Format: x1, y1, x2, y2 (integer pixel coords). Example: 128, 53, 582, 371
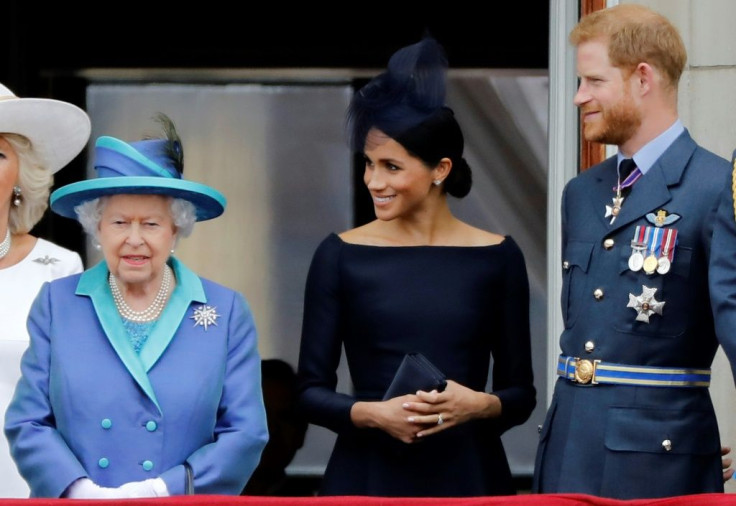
101, 419, 112, 429
145, 421, 157, 432
98, 458, 109, 469
142, 460, 154, 471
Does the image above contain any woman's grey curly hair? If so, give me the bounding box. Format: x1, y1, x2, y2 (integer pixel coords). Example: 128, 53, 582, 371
74, 196, 196, 245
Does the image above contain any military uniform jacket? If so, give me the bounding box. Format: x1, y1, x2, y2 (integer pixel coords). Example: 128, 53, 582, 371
533, 130, 731, 499
4, 258, 268, 497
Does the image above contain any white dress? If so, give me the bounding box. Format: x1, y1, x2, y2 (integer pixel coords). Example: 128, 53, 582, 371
0, 238, 82, 498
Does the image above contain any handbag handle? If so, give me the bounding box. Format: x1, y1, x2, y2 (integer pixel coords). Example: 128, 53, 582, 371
184, 462, 194, 495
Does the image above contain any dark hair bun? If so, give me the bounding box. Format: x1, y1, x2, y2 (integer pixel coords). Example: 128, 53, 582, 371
445, 157, 472, 198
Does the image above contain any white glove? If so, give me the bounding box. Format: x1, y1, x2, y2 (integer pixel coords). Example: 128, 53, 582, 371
116, 478, 169, 497
64, 477, 125, 499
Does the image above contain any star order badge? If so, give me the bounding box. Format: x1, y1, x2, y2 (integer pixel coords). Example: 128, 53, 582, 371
605, 196, 625, 224
190, 305, 220, 331
627, 285, 665, 323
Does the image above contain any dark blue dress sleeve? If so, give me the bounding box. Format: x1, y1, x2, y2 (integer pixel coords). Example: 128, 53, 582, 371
490, 237, 536, 433
297, 234, 357, 433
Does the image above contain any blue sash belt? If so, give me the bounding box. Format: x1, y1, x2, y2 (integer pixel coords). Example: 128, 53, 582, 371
557, 355, 710, 387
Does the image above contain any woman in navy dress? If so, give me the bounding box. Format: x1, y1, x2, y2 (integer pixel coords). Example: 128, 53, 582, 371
297, 37, 536, 497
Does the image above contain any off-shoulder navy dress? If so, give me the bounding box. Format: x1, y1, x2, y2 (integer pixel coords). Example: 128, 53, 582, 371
297, 233, 536, 497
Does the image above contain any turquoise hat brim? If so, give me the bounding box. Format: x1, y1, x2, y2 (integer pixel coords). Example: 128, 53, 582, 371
50, 176, 227, 222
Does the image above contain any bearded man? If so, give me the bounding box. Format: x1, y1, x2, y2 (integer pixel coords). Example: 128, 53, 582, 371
533, 4, 732, 499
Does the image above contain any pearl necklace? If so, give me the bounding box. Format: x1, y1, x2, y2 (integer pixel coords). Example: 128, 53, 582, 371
0, 229, 10, 259
109, 265, 172, 322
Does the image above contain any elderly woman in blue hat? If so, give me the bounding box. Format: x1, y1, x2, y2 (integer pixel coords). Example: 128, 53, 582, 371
4, 114, 268, 498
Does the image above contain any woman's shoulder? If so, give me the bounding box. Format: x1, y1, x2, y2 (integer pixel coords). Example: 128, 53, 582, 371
337, 222, 388, 246
30, 238, 84, 277
455, 222, 506, 247
34, 238, 82, 259
196, 276, 253, 312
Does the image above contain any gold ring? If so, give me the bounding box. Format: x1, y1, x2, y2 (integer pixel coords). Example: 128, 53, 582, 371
437, 413, 444, 426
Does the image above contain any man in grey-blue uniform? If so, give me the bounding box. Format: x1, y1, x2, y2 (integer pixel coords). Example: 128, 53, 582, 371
533, 4, 732, 499
710, 151, 736, 462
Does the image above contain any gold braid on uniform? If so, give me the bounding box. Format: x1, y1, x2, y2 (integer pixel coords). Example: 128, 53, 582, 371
732, 156, 736, 222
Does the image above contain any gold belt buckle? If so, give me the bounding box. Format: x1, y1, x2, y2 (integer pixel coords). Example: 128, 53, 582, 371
574, 358, 599, 384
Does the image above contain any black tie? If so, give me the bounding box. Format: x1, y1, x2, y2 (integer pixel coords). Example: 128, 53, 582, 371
618, 159, 637, 198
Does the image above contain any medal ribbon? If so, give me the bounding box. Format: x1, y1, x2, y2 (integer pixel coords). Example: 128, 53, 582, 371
648, 226, 661, 257
612, 167, 643, 192
631, 225, 645, 254
661, 228, 678, 262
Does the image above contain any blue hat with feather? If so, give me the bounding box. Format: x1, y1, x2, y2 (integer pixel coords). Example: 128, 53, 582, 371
50, 114, 226, 222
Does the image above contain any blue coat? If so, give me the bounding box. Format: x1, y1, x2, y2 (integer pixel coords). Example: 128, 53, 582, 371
4, 258, 268, 497
533, 130, 731, 499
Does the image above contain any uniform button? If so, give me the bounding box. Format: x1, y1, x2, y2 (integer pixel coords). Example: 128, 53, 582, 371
603, 238, 615, 249
146, 421, 157, 432
142, 460, 154, 471
101, 419, 112, 429
593, 288, 604, 300
584, 341, 595, 353
98, 457, 109, 469
662, 439, 672, 452
537, 425, 542, 433
562, 261, 570, 270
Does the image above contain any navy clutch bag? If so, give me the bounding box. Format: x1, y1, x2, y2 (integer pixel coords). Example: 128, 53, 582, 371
382, 352, 447, 400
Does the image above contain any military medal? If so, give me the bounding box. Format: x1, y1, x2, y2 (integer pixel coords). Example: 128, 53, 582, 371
605, 195, 625, 224
657, 228, 672, 274
657, 228, 678, 275
629, 226, 646, 272
627, 285, 665, 323
606, 163, 643, 224
643, 255, 658, 275
629, 246, 645, 271
643, 227, 661, 275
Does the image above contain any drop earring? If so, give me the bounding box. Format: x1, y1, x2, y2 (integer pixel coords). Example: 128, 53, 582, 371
12, 186, 22, 207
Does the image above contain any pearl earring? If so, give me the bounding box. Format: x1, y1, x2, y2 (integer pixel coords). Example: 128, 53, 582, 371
433, 180, 442, 186
12, 186, 22, 207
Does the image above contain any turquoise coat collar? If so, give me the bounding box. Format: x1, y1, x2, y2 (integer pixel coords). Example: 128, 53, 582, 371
75, 257, 207, 412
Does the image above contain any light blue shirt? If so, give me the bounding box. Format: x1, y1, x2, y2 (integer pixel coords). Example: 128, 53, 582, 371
617, 119, 685, 174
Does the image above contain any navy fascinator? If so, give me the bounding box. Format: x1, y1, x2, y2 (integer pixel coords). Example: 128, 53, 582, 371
347, 37, 449, 152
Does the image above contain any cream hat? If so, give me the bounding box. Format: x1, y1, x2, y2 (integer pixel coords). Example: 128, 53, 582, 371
0, 82, 91, 173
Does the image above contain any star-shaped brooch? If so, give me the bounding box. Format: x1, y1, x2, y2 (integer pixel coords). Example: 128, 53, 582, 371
33, 255, 60, 265
627, 285, 665, 323
190, 305, 220, 331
